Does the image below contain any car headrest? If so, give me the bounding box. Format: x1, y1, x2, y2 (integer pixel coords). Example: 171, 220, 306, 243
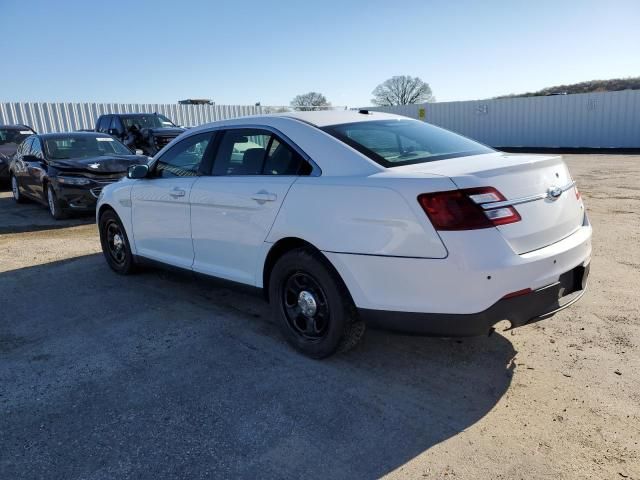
242, 148, 265, 175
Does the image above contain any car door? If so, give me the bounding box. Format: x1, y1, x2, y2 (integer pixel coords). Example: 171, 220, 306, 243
190, 128, 314, 285
12, 137, 33, 192
27, 137, 47, 200
131, 131, 215, 268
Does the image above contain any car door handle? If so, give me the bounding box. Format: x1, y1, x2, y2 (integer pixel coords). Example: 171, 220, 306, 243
169, 187, 186, 198
251, 191, 277, 204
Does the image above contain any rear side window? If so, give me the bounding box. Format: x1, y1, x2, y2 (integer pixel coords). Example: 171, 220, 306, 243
322, 120, 493, 167
97, 116, 110, 132
30, 138, 44, 159
212, 129, 312, 176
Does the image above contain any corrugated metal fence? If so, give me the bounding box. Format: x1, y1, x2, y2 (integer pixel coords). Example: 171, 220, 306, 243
367, 90, 640, 148
0, 102, 263, 134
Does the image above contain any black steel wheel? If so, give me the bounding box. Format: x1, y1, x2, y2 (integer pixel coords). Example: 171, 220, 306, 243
282, 272, 330, 342
269, 248, 365, 358
99, 209, 136, 274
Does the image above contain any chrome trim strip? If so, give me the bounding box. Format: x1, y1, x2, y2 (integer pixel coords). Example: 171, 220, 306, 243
481, 181, 576, 210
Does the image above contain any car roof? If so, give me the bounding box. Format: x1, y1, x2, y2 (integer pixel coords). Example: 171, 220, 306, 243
275, 110, 409, 127
115, 113, 162, 117
38, 132, 112, 140
0, 124, 34, 130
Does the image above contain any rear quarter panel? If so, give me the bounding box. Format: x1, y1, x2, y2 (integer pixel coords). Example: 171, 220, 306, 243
267, 175, 455, 258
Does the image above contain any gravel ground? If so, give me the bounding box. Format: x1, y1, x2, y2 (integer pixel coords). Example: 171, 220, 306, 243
0, 154, 638, 479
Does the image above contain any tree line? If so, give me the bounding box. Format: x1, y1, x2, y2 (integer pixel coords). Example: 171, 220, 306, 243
289, 75, 435, 110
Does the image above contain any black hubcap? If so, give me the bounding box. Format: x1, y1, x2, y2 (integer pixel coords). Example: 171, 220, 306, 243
106, 221, 126, 265
282, 272, 329, 341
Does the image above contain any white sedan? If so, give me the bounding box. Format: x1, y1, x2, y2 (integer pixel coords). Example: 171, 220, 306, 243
97, 110, 592, 358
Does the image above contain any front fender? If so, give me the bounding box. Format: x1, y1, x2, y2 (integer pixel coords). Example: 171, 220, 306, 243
97, 180, 136, 254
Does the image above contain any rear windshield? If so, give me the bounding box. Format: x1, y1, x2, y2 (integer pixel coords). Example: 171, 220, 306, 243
322, 120, 493, 167
121, 115, 176, 130
44, 136, 133, 160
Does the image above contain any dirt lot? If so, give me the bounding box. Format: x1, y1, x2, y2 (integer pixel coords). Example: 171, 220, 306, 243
0, 154, 638, 479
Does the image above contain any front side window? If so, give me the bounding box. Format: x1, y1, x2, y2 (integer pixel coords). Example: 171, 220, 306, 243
322, 120, 493, 167
212, 129, 311, 176
154, 132, 212, 178
44, 135, 133, 160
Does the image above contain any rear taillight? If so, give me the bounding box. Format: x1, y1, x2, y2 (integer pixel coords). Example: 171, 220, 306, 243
418, 187, 521, 231
575, 184, 581, 200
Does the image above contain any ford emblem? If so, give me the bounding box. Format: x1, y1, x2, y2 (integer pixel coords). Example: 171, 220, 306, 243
547, 186, 563, 200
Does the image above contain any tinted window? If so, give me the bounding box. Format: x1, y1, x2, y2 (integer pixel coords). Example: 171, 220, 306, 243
43, 135, 133, 159
20, 138, 34, 156
0, 128, 35, 145
30, 138, 44, 159
110, 116, 124, 133
213, 129, 311, 176
322, 120, 493, 167
121, 114, 175, 130
97, 116, 111, 132
155, 132, 212, 178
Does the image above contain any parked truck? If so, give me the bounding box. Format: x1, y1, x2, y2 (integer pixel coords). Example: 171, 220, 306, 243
95, 113, 186, 156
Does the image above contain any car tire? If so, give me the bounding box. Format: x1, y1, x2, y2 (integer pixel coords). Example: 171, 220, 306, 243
10, 175, 26, 203
99, 209, 136, 275
269, 247, 365, 358
45, 184, 68, 220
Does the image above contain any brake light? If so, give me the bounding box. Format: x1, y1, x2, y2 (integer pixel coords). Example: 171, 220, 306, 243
418, 187, 521, 231
575, 185, 581, 200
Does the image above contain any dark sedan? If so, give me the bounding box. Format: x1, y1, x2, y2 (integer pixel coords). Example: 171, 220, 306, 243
0, 124, 36, 181
9, 132, 148, 219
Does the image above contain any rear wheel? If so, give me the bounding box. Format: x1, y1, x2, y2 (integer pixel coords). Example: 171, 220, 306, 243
269, 248, 365, 358
11, 175, 25, 203
46, 185, 68, 220
99, 209, 136, 275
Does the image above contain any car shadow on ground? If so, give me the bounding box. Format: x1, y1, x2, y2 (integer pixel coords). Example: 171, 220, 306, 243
0, 190, 94, 235
0, 254, 516, 479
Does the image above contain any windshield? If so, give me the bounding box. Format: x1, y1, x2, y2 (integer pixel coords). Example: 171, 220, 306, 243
44, 136, 133, 160
322, 120, 493, 167
121, 114, 176, 130
0, 128, 35, 146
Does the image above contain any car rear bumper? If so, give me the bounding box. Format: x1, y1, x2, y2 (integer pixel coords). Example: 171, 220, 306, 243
358, 263, 589, 336
324, 219, 592, 334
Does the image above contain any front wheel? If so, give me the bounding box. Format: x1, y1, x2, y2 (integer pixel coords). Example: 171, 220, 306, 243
99, 209, 136, 275
269, 248, 365, 358
11, 175, 25, 203
46, 185, 68, 220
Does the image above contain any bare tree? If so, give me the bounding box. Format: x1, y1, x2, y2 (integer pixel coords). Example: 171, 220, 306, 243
290, 92, 331, 111
371, 76, 435, 106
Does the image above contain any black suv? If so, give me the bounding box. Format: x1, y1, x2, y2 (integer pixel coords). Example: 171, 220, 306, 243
95, 113, 186, 156
0, 124, 36, 181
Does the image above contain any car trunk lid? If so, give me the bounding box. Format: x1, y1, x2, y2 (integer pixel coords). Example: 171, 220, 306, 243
393, 152, 585, 254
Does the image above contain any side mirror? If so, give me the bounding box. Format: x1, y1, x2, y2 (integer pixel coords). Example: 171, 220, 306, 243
127, 164, 149, 179
22, 155, 41, 163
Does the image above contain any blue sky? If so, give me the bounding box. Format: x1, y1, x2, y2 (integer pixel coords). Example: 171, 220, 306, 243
1, 0, 638, 107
